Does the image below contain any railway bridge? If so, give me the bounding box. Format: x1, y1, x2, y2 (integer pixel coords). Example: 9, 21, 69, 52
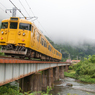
0, 57, 71, 93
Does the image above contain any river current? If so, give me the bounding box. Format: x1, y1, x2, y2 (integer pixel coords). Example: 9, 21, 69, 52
50, 77, 95, 95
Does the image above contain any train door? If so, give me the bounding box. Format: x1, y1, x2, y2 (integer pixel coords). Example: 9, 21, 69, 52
7, 22, 18, 44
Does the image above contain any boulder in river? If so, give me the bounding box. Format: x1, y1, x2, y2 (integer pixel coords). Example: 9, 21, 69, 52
66, 83, 73, 87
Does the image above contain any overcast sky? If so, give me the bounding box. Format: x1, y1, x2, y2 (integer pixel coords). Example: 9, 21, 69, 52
0, 0, 95, 44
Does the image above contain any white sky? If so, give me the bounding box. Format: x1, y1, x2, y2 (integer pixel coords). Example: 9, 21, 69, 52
0, 0, 95, 44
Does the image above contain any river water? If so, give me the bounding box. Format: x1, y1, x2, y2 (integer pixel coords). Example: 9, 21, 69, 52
50, 77, 95, 95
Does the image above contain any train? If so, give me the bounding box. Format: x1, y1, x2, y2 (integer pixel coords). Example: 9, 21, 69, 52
0, 17, 62, 61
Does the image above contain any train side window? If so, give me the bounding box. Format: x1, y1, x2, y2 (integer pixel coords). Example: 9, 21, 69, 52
44, 41, 47, 47
33, 29, 35, 37
44, 41, 45, 47
29, 24, 32, 31
48, 45, 51, 51
37, 32, 40, 42
41, 38, 44, 46
43, 39, 44, 46
19, 23, 29, 30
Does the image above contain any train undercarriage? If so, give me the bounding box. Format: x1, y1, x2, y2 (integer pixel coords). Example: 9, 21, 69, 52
1, 44, 60, 62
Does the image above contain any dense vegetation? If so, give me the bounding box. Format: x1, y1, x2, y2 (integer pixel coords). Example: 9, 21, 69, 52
64, 55, 95, 83
0, 83, 53, 95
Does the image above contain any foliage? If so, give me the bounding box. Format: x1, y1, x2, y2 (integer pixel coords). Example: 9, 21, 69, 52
65, 55, 95, 83
64, 70, 76, 78
0, 84, 53, 95
0, 83, 23, 95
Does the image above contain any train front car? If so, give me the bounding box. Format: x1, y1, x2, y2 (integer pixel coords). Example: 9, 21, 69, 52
0, 17, 31, 58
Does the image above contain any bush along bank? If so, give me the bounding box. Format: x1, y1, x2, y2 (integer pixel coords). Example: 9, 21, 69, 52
0, 83, 53, 95
64, 55, 95, 83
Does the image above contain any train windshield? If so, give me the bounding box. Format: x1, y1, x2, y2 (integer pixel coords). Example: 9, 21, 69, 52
19, 23, 31, 31
1, 22, 8, 29
10, 22, 18, 29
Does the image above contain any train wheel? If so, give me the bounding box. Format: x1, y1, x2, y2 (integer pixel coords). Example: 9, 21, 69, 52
27, 49, 31, 59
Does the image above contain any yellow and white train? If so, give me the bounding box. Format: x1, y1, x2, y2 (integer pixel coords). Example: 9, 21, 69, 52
0, 17, 62, 61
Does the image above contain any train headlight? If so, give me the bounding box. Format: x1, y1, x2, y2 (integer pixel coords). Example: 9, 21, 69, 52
1, 31, 4, 35
22, 33, 25, 36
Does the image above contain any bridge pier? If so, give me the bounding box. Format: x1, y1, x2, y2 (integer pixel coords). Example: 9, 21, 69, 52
42, 70, 47, 90
45, 68, 54, 88
65, 65, 68, 72
59, 66, 64, 79
32, 73, 42, 93
19, 73, 42, 94
53, 67, 59, 81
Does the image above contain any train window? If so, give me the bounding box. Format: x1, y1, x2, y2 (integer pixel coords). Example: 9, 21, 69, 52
46, 42, 47, 47
44, 41, 46, 47
29, 24, 32, 31
43, 39, 44, 46
44, 41, 45, 47
10, 22, 18, 29
1, 22, 8, 29
19, 23, 32, 30
48, 45, 51, 51
37, 32, 40, 42
41, 38, 44, 46
33, 29, 35, 37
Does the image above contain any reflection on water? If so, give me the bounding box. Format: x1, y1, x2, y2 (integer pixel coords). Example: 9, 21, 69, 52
50, 77, 95, 95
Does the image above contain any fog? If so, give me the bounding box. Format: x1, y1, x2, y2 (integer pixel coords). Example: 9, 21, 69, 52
0, 0, 95, 46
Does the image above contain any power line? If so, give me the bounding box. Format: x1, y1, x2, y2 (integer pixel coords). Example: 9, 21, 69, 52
25, 0, 52, 39
19, 0, 30, 17
9, 0, 26, 18
0, 6, 4, 11
0, 2, 7, 9
0, 6, 10, 16
25, 0, 35, 16
0, 1, 20, 17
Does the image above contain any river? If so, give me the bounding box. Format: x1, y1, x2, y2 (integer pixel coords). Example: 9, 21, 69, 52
50, 77, 95, 95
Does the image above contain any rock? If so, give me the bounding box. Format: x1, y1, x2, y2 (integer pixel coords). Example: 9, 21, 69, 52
66, 83, 73, 87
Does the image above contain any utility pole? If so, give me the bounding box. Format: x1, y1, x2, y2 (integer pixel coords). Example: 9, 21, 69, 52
5, 7, 20, 17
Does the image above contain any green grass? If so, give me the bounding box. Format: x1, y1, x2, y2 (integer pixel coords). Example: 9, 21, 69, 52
64, 70, 95, 83
64, 70, 76, 78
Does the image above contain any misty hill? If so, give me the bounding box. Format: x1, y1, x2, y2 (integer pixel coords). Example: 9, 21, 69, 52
45, 36, 95, 61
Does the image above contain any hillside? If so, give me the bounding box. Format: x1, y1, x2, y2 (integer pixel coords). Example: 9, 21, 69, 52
45, 36, 95, 61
